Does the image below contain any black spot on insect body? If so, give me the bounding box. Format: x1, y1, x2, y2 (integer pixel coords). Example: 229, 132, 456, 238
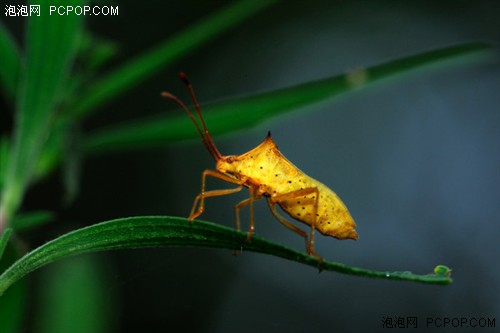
302, 207, 305, 210
260, 166, 263, 169
288, 180, 292, 184
297, 213, 301, 216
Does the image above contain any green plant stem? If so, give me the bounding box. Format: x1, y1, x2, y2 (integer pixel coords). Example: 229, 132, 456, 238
0, 216, 451, 296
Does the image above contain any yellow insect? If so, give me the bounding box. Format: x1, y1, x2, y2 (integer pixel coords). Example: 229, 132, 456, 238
162, 73, 358, 259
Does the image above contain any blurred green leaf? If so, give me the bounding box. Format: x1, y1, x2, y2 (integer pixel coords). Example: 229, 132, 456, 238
69, 0, 279, 120
0, 216, 452, 297
0, 228, 12, 260
0, 280, 26, 333
11, 211, 55, 232
32, 122, 66, 182
59, 33, 119, 113
0, 243, 28, 333
36, 256, 112, 333
31, 123, 82, 204
0, 0, 85, 222
0, 136, 9, 190
78, 32, 118, 72
62, 124, 82, 205
83, 42, 493, 154
0, 20, 22, 102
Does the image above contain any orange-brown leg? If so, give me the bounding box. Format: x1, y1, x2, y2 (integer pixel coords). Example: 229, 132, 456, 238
267, 197, 308, 246
234, 189, 262, 241
268, 187, 321, 260
189, 170, 247, 221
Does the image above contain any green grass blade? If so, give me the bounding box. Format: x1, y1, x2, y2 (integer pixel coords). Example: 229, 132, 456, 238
83, 42, 493, 154
0, 216, 452, 296
78, 32, 118, 72
0, 136, 10, 190
0, 228, 12, 261
36, 257, 112, 333
0, 280, 26, 333
0, 243, 27, 333
61, 125, 82, 206
70, 0, 279, 120
0, 0, 85, 222
11, 211, 55, 232
0, 20, 22, 101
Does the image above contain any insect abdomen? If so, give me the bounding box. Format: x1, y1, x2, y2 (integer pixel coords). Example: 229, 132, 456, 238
277, 179, 357, 240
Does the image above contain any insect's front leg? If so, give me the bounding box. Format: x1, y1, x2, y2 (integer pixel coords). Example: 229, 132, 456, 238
234, 188, 262, 241
189, 170, 247, 221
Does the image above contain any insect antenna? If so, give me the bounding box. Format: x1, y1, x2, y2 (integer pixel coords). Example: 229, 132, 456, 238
178, 72, 222, 161
161, 87, 220, 161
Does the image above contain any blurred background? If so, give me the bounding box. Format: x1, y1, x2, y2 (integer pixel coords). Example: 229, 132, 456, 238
2, 0, 499, 332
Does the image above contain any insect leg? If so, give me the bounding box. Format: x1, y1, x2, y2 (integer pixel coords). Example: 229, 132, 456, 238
266, 197, 309, 250
269, 188, 322, 260
234, 189, 262, 240
190, 170, 247, 221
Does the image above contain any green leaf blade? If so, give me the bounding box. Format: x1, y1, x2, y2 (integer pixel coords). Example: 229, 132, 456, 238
36, 257, 113, 333
83, 42, 493, 154
11, 211, 55, 232
0, 21, 22, 101
0, 136, 10, 191
0, 216, 451, 296
0, 240, 28, 333
70, 0, 279, 120
0, 0, 85, 222
0, 228, 13, 261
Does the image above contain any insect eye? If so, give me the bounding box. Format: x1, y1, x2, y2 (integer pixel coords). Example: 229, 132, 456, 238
227, 156, 234, 163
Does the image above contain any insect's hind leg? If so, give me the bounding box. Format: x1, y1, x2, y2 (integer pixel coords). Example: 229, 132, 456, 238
189, 170, 247, 221
267, 188, 322, 260
266, 197, 311, 252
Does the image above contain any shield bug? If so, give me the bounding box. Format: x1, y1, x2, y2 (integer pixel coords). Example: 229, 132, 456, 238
162, 73, 357, 259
